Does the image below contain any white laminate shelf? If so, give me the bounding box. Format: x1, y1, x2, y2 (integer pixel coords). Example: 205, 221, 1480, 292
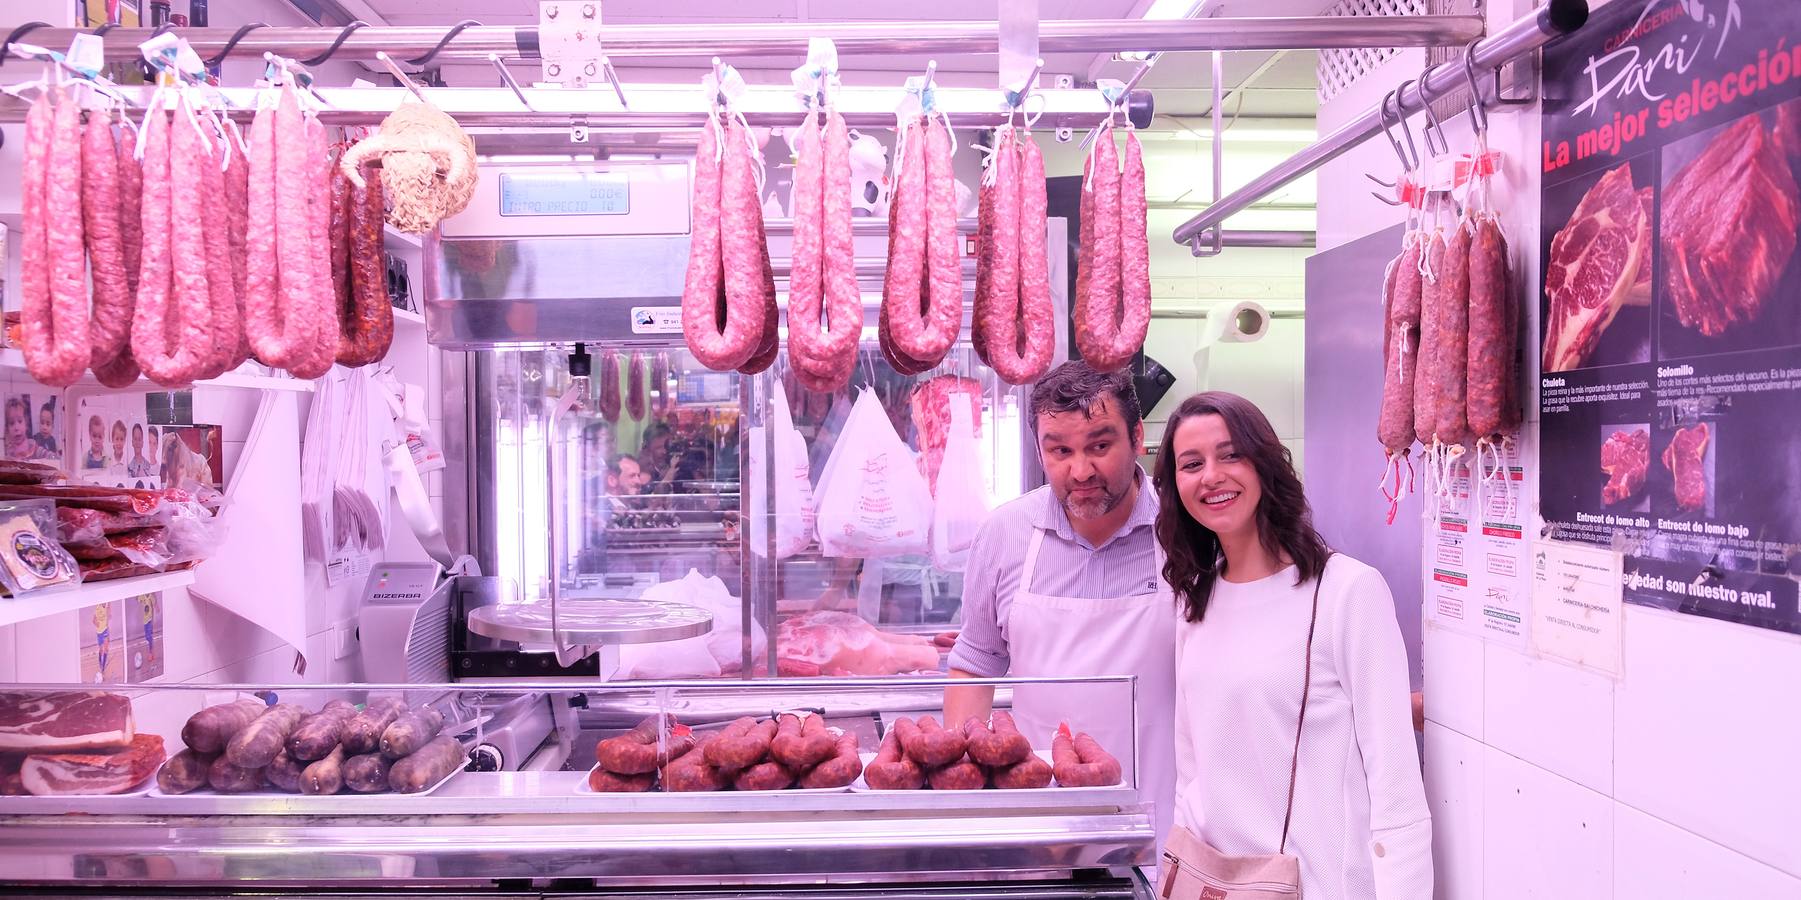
393, 307, 426, 327
0, 350, 316, 393
384, 226, 424, 250
0, 569, 196, 629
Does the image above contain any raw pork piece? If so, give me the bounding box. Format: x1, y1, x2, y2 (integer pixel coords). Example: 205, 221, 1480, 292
1600, 429, 1650, 506
1661, 424, 1710, 512
19, 733, 166, 795
776, 611, 941, 676
1661, 114, 1800, 337
0, 692, 135, 753
1542, 164, 1647, 372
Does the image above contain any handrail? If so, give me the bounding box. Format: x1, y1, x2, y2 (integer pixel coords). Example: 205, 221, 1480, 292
1170, 0, 1590, 249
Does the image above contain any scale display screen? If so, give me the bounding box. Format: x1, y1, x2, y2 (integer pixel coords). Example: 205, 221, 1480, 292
498, 171, 631, 217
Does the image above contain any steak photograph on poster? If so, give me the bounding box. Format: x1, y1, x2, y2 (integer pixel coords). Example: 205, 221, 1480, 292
1538, 0, 1801, 634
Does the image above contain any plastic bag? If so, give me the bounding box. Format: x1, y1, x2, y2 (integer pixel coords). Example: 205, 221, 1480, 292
814, 391, 932, 559
748, 385, 816, 559
931, 400, 989, 572
616, 569, 768, 679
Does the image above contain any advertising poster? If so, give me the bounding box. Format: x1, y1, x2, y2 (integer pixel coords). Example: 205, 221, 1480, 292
78, 600, 124, 684
126, 591, 164, 683
1539, 0, 1801, 635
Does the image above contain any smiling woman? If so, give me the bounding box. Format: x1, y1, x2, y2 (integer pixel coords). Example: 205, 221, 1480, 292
1152, 391, 1432, 900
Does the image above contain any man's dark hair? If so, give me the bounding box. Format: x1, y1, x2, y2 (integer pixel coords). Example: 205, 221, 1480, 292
607, 454, 640, 477
1029, 361, 1142, 436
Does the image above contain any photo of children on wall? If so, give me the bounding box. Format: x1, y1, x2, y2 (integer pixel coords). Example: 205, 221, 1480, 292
79, 600, 124, 685
74, 396, 222, 490
126, 592, 164, 683
2, 394, 59, 463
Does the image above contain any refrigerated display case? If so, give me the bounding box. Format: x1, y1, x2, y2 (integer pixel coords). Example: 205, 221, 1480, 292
0, 676, 1155, 896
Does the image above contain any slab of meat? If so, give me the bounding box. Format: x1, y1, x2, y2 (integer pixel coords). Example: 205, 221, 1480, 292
1625, 187, 1652, 307
19, 733, 165, 795
1541, 164, 1646, 372
775, 611, 940, 677
1600, 429, 1649, 506
0, 692, 135, 753
1661, 114, 1800, 337
1661, 424, 1710, 512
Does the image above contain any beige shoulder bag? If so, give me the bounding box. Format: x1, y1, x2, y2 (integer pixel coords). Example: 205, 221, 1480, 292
1156, 561, 1327, 900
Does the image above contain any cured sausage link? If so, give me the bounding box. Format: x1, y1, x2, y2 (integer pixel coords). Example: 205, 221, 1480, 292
1434, 221, 1474, 446
816, 107, 863, 385
1106, 131, 1152, 368
82, 109, 134, 383
786, 107, 829, 372
880, 117, 930, 372
130, 104, 197, 385
1465, 217, 1511, 438
242, 105, 285, 367
287, 115, 339, 380
338, 162, 394, 367
722, 117, 777, 375
269, 85, 319, 370
989, 131, 1056, 386
904, 114, 962, 364
23, 89, 89, 387
682, 117, 758, 370
980, 130, 1022, 377
200, 135, 242, 380
1074, 130, 1123, 370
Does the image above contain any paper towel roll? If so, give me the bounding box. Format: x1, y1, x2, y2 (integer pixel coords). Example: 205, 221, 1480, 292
1198, 301, 1271, 346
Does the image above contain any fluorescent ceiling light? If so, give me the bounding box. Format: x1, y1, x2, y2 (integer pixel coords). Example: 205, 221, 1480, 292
1142, 0, 1205, 18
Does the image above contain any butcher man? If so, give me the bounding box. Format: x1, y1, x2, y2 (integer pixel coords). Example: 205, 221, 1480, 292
944, 360, 1175, 848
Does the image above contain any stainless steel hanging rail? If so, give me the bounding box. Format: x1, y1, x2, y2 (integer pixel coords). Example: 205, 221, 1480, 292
1169, 0, 1588, 250
11, 16, 1484, 64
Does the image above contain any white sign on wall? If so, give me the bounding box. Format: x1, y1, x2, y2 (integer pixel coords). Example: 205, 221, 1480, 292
1529, 540, 1625, 677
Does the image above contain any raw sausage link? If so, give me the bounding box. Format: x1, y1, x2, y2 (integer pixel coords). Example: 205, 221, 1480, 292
341, 698, 406, 755
1050, 725, 1121, 787
1434, 220, 1474, 447
862, 727, 925, 790
992, 754, 1053, 789
266, 747, 305, 792
897, 716, 966, 769
225, 703, 308, 769
301, 744, 347, 795
1412, 230, 1448, 446
287, 700, 358, 761
342, 752, 391, 793
379, 706, 445, 760
82, 109, 133, 380
893, 113, 961, 365
337, 162, 393, 366
388, 735, 464, 793
769, 713, 835, 770
200, 137, 242, 379
268, 85, 320, 371
182, 699, 267, 754
242, 105, 291, 367
206, 755, 265, 793
796, 731, 862, 789
1465, 216, 1511, 438
926, 755, 986, 791
716, 117, 773, 372
588, 767, 655, 792
815, 107, 864, 384
156, 748, 216, 794
1105, 131, 1152, 369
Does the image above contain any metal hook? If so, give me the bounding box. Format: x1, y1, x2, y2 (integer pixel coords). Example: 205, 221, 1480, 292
1461, 42, 1489, 135
710, 56, 727, 107
489, 53, 532, 110
1392, 79, 1421, 168
1008, 56, 1044, 115
922, 59, 937, 94
1417, 71, 1451, 158
1377, 87, 1412, 172
376, 51, 426, 102
601, 55, 628, 110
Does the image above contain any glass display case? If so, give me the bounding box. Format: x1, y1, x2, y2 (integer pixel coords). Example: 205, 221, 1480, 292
0, 677, 1153, 895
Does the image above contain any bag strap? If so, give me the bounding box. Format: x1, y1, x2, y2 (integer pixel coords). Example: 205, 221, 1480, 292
1279, 553, 1330, 854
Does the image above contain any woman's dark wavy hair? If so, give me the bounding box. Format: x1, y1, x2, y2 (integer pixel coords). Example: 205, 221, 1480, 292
1153, 391, 1330, 623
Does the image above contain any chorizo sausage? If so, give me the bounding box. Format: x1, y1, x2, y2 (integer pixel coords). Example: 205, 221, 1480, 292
787, 107, 829, 373
1393, 233, 1424, 327
225, 703, 308, 769
732, 759, 798, 791
807, 107, 863, 387
626, 352, 647, 419
342, 698, 406, 755
890, 112, 959, 365
335, 161, 393, 367
118, 118, 144, 298
682, 117, 757, 371
595, 716, 691, 776
897, 716, 966, 769
266, 747, 305, 793
1378, 254, 1420, 454
285, 114, 338, 380
1434, 220, 1475, 447
206, 755, 266, 794
1412, 230, 1448, 446
598, 350, 622, 421
1104, 130, 1152, 370
222, 121, 250, 368
1074, 128, 1124, 371
1050, 724, 1121, 787
992, 754, 1053, 789
199, 136, 242, 379
662, 734, 730, 792
991, 132, 1056, 386
301, 744, 347, 795
588, 766, 655, 792
964, 710, 1031, 768
342, 752, 391, 793
267, 84, 320, 370
722, 117, 775, 373
979, 130, 1020, 374
703, 716, 775, 771
736, 170, 781, 378
971, 132, 1000, 369
388, 735, 464, 793
796, 730, 862, 789
379, 707, 445, 760
242, 104, 291, 367
156, 748, 216, 795
287, 700, 358, 761
181, 699, 266, 754
926, 755, 987, 791
165, 93, 214, 385
770, 713, 835, 770
880, 117, 931, 371
30, 88, 92, 386
1466, 216, 1511, 438
81, 108, 133, 384
329, 163, 354, 340
862, 727, 924, 791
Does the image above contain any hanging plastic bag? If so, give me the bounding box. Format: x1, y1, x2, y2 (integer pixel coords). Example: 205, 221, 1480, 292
749, 384, 816, 559
931, 399, 988, 571
814, 391, 932, 559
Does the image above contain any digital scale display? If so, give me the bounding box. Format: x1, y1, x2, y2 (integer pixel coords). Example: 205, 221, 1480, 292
498, 171, 631, 217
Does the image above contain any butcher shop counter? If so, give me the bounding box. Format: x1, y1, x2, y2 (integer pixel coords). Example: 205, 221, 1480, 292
0, 677, 1156, 896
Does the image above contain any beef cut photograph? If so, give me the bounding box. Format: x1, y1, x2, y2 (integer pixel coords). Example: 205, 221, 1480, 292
1661, 423, 1713, 516
1541, 160, 1653, 372
1658, 100, 1801, 358
1599, 426, 1650, 510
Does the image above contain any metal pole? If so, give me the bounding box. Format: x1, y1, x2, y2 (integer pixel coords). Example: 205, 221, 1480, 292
1171, 0, 1589, 248
16, 15, 1485, 64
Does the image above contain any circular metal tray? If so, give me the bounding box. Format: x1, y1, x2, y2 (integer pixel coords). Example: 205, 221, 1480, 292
466, 598, 714, 646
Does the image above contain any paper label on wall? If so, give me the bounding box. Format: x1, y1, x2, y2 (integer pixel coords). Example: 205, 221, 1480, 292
630, 306, 683, 334
126, 592, 164, 683
79, 600, 124, 684
1530, 540, 1624, 677
1428, 449, 1530, 651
